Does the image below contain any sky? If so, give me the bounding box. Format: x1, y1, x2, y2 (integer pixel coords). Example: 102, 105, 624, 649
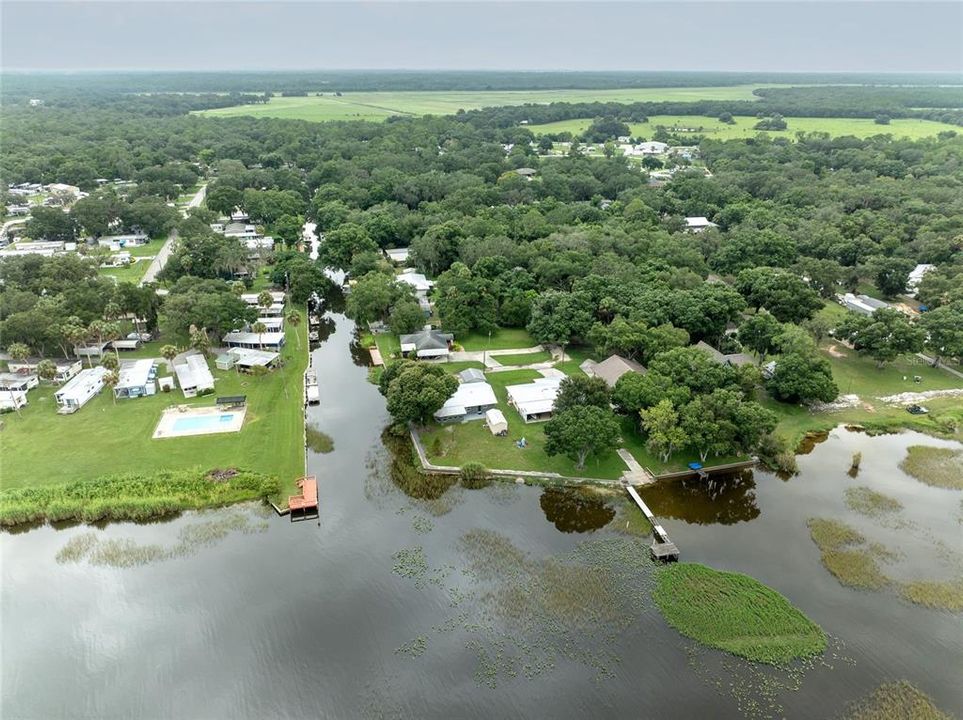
2, 1, 961, 73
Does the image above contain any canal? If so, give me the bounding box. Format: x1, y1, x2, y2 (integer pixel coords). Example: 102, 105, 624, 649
2, 305, 961, 719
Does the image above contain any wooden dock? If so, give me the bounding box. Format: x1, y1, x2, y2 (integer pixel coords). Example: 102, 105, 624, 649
288, 475, 319, 521
626, 485, 679, 562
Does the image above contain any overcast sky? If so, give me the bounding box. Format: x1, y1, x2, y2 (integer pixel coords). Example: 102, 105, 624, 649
2, 1, 961, 73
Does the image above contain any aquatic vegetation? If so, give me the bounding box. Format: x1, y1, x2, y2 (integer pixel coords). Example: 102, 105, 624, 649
899, 446, 963, 490
305, 426, 335, 454
652, 563, 826, 665
55, 510, 269, 568
807, 518, 890, 589
392, 546, 429, 580
844, 487, 903, 518
897, 580, 963, 612
410, 515, 433, 534
842, 680, 952, 720
0, 469, 278, 527
395, 635, 429, 658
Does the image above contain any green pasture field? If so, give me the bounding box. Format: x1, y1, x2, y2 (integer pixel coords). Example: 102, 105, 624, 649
530, 115, 961, 140
194, 85, 773, 122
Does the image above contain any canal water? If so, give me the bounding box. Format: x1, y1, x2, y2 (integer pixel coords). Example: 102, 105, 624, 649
2, 306, 961, 719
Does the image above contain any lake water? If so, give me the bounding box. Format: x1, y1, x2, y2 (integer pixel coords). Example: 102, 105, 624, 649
3, 305, 961, 719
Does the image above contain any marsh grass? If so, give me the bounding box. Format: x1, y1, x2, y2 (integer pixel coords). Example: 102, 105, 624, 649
807, 518, 890, 589
0, 469, 278, 527
844, 487, 903, 518
652, 563, 826, 665
896, 580, 963, 612
899, 446, 963, 489
55, 510, 269, 567
305, 426, 335, 454
843, 680, 952, 720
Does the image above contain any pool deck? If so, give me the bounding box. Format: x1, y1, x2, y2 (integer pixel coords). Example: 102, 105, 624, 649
152, 405, 247, 439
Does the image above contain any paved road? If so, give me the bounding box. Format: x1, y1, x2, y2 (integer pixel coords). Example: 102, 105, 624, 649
140, 183, 206, 286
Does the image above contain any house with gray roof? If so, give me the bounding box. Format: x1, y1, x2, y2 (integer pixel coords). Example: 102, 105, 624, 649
695, 341, 755, 368
583, 354, 647, 388
400, 329, 454, 359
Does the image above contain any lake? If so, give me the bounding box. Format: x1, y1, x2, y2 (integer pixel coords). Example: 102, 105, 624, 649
2, 306, 961, 719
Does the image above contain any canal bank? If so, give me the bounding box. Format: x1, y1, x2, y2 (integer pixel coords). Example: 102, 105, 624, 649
2, 305, 961, 719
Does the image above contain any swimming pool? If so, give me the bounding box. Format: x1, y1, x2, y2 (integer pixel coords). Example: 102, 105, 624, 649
171, 414, 237, 433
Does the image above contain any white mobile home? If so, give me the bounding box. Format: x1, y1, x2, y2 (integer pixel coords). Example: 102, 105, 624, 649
223, 330, 286, 351
433, 382, 498, 422
0, 391, 28, 413
0, 373, 39, 392
506, 376, 563, 423
113, 359, 157, 399
5, 358, 81, 383
54, 367, 107, 413
173, 353, 215, 398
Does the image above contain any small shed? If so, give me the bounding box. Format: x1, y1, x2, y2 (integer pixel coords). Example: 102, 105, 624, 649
485, 408, 508, 436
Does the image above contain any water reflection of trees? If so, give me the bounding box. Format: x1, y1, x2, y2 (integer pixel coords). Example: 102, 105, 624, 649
382, 429, 457, 501
640, 470, 760, 525
539, 487, 616, 533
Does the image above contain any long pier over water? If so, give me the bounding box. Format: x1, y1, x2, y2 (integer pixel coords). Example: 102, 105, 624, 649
625, 485, 680, 562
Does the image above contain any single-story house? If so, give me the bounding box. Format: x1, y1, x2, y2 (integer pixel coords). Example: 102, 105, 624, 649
694, 341, 755, 367
240, 291, 285, 307
400, 329, 454, 359
55, 366, 107, 413
255, 316, 284, 332
0, 391, 28, 412
684, 216, 719, 232
506, 376, 564, 423
397, 271, 433, 297
384, 248, 410, 264
0, 241, 65, 258
244, 236, 274, 252
762, 360, 777, 380
5, 358, 81, 383
0, 373, 39, 392
101, 252, 132, 268
6, 204, 30, 216
96, 233, 148, 249
434, 381, 498, 422
230, 208, 249, 222
838, 293, 890, 316
637, 141, 669, 155
222, 223, 259, 238
515, 167, 538, 179
458, 368, 486, 384
73, 341, 111, 360
907, 264, 935, 296
223, 330, 286, 351
173, 353, 215, 398
216, 347, 280, 372
584, 354, 646, 388
486, 408, 508, 436
114, 359, 157, 399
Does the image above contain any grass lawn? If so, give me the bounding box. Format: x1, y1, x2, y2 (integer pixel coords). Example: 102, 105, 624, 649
194, 86, 773, 123
458, 327, 536, 351
98, 258, 149, 284
419, 366, 741, 479
820, 344, 962, 397
529, 115, 962, 141
493, 350, 552, 366
439, 360, 486, 374
1, 307, 309, 501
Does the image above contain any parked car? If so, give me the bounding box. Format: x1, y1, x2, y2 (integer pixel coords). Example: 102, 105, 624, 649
907, 404, 929, 415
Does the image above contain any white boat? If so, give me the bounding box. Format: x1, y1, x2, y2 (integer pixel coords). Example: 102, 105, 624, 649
305, 369, 320, 405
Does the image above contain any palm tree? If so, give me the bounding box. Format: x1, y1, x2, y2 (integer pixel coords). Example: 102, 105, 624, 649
189, 325, 210, 357
257, 290, 274, 319
103, 369, 120, 405
36, 359, 57, 384
286, 310, 302, 349
251, 321, 268, 351
101, 353, 119, 372
5, 342, 30, 418
64, 323, 91, 367
160, 344, 179, 371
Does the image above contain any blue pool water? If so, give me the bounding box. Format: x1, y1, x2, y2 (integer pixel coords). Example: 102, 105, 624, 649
171, 414, 237, 433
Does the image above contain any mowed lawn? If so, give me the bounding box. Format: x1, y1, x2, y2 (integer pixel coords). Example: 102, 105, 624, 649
195, 85, 772, 122
419, 367, 742, 479
1, 309, 309, 499
820, 343, 963, 397
457, 327, 537, 351
529, 115, 961, 141
492, 350, 553, 366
